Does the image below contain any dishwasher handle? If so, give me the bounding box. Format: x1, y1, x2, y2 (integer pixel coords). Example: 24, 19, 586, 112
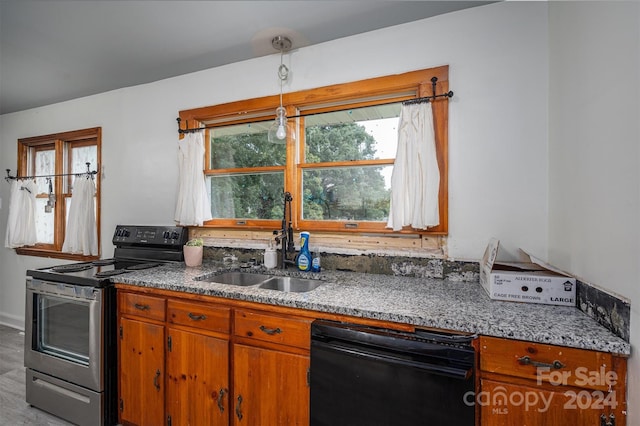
312, 339, 473, 381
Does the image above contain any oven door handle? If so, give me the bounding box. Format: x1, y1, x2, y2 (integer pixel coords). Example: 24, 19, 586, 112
27, 281, 100, 303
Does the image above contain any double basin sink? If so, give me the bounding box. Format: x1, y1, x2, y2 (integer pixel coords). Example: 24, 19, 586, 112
199, 271, 323, 293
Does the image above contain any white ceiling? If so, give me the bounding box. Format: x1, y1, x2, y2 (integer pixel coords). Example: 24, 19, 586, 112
0, 0, 492, 115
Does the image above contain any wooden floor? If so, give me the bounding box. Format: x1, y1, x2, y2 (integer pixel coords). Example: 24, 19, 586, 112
0, 324, 73, 426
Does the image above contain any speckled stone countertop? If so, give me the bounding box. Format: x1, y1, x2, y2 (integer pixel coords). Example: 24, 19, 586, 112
115, 260, 631, 355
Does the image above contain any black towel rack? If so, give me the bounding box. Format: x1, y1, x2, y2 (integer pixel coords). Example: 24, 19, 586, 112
5, 162, 98, 182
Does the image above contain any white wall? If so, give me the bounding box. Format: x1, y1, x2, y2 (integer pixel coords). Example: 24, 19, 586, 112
548, 1, 640, 423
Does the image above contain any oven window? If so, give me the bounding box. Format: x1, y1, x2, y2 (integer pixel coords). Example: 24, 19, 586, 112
36, 294, 90, 365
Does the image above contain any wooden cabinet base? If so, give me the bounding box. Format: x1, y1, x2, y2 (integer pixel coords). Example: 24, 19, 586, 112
233, 344, 309, 426
166, 328, 229, 426
116, 285, 628, 426
118, 317, 165, 426
117, 287, 311, 426
479, 336, 627, 426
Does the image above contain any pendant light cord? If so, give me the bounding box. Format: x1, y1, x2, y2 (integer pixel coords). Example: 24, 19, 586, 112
277, 50, 289, 108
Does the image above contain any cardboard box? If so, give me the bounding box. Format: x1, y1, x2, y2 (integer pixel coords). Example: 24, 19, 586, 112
479, 238, 576, 307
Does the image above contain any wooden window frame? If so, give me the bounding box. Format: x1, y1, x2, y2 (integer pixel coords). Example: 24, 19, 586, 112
179, 65, 449, 235
15, 127, 102, 260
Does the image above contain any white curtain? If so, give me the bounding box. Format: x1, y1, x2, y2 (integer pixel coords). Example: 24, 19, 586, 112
386, 102, 440, 231
4, 179, 38, 248
175, 132, 213, 226
62, 176, 98, 255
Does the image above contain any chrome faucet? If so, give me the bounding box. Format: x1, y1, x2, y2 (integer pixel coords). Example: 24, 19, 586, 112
273, 192, 296, 269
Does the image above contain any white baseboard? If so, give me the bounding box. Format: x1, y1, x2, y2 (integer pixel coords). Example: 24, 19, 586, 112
0, 312, 24, 331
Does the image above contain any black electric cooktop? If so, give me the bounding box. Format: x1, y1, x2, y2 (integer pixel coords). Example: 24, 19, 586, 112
26, 225, 189, 287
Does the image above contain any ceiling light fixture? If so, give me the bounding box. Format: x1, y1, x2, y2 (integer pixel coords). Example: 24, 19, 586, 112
268, 35, 292, 144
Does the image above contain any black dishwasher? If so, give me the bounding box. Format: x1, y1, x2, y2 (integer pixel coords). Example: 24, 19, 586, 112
310, 320, 476, 426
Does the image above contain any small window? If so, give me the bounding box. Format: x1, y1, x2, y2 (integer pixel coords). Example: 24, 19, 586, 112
15, 127, 101, 260
300, 103, 399, 224
207, 119, 286, 220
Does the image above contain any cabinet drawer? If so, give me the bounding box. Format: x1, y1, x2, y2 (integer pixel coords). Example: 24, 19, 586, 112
480, 336, 615, 391
234, 309, 312, 350
119, 292, 166, 322
167, 299, 230, 334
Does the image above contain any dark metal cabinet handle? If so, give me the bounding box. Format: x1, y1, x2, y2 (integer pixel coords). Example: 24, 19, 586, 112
235, 394, 243, 421
153, 369, 161, 391
188, 312, 207, 321
217, 388, 227, 413
518, 355, 565, 370
601, 413, 616, 426
134, 303, 150, 311
259, 325, 282, 335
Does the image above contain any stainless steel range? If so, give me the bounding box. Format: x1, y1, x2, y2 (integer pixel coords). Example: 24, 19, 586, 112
24, 225, 188, 426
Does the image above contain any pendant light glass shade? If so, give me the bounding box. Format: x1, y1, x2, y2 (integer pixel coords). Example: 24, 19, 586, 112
268, 106, 287, 144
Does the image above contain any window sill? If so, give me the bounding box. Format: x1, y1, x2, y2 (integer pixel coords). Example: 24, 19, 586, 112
15, 247, 99, 262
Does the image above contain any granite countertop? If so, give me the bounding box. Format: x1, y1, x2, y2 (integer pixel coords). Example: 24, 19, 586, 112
115, 260, 631, 355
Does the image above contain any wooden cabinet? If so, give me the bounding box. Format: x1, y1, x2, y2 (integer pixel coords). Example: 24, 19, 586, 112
232, 344, 309, 426
234, 309, 311, 349
167, 299, 230, 333
232, 309, 312, 426
120, 292, 166, 322
478, 336, 627, 426
117, 289, 311, 426
166, 328, 229, 426
166, 299, 231, 426
118, 292, 167, 426
117, 285, 628, 426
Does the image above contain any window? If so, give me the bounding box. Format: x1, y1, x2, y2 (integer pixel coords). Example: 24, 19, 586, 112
16, 127, 101, 260
179, 65, 448, 235
299, 103, 399, 230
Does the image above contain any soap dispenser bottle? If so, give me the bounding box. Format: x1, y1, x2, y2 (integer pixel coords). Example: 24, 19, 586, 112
264, 240, 278, 269
296, 232, 311, 271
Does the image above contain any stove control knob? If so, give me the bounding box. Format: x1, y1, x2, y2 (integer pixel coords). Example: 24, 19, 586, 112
122, 229, 130, 237
163, 231, 171, 239
171, 231, 179, 240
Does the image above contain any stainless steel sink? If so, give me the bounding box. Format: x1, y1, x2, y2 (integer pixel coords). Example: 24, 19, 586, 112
258, 276, 323, 293
198, 271, 324, 293
203, 272, 272, 286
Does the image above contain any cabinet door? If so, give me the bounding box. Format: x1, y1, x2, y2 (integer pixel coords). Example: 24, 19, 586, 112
233, 343, 309, 426
480, 379, 610, 426
119, 317, 165, 426
166, 328, 230, 426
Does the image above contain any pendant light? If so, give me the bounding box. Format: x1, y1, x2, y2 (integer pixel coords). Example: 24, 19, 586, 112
268, 36, 292, 144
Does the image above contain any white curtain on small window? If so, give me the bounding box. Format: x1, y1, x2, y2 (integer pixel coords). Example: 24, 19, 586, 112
62, 176, 98, 255
175, 132, 213, 226
386, 102, 440, 231
4, 179, 38, 248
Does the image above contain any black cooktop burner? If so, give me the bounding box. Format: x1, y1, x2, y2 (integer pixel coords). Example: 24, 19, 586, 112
94, 269, 130, 278
126, 262, 163, 271
92, 259, 116, 266
51, 264, 93, 273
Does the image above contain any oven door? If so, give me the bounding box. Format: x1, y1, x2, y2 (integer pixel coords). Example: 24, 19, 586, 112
25, 278, 104, 391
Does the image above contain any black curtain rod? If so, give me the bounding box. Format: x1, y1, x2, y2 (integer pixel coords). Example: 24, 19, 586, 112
4, 162, 97, 182
177, 76, 454, 134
